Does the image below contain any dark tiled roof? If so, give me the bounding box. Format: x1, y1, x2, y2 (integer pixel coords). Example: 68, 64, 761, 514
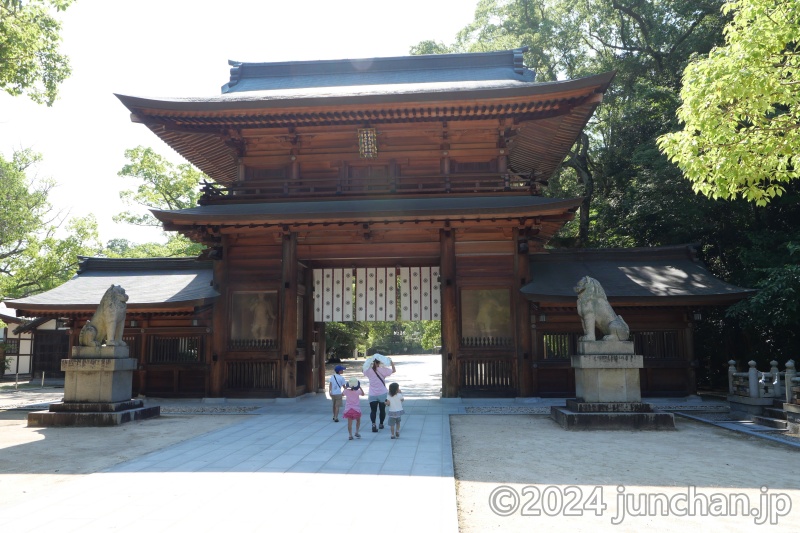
6, 258, 218, 311
118, 71, 611, 110
222, 49, 533, 93
152, 195, 582, 224
522, 245, 755, 304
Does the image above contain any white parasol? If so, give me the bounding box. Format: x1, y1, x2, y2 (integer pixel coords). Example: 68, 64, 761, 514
362, 353, 392, 373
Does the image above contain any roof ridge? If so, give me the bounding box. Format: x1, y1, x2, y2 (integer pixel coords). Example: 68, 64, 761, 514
224, 48, 530, 93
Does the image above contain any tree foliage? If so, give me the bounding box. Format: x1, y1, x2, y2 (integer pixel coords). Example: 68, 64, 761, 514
413, 1, 727, 246
0, 149, 102, 300
658, 0, 800, 206
325, 320, 441, 359
0, 0, 73, 106
412, 0, 800, 385
112, 146, 206, 257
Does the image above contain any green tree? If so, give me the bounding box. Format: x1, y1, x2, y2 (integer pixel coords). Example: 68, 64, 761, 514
0, 149, 102, 299
418, 320, 442, 351
658, 0, 800, 206
414, 1, 800, 386
0, 0, 73, 106
112, 146, 206, 257
413, 0, 727, 247
325, 322, 369, 360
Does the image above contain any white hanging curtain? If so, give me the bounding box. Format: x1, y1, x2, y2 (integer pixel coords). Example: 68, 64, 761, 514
314, 267, 437, 322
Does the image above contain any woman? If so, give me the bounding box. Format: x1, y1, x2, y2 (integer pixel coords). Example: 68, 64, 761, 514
363, 356, 396, 432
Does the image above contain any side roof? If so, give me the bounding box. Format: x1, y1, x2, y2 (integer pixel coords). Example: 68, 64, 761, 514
5, 257, 219, 316
521, 245, 755, 305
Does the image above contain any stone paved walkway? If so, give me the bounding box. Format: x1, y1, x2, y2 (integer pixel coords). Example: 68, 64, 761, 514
4, 355, 792, 532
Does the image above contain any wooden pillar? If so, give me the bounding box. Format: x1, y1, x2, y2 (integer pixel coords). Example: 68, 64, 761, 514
686, 319, 697, 395
440, 228, 458, 397
498, 153, 508, 173
514, 228, 532, 396
530, 318, 540, 396
303, 275, 315, 393
317, 322, 327, 392
137, 318, 148, 396
209, 242, 228, 397
280, 232, 298, 397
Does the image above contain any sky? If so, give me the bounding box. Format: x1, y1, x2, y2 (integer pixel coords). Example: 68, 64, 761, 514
0, 0, 478, 245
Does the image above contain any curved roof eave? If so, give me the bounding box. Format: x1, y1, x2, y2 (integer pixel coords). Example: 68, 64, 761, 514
150, 196, 583, 226
6, 299, 217, 314
115, 71, 616, 113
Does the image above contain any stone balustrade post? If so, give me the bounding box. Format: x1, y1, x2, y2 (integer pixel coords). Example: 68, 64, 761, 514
770, 360, 782, 397
748, 360, 759, 398
786, 360, 796, 403
728, 360, 737, 395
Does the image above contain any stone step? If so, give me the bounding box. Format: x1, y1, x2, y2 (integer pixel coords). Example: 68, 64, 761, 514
763, 407, 788, 420
772, 398, 787, 408
752, 415, 788, 430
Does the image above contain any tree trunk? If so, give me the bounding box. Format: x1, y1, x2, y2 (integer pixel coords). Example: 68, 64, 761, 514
567, 132, 594, 247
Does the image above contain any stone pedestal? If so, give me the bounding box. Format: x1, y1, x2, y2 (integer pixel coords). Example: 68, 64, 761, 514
27, 346, 160, 427
551, 340, 674, 430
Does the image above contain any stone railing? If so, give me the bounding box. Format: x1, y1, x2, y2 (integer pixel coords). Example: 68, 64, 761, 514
728, 359, 796, 419
786, 360, 799, 405
728, 360, 790, 400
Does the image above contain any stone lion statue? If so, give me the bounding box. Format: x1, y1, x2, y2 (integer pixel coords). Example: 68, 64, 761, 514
79, 285, 129, 347
574, 276, 629, 341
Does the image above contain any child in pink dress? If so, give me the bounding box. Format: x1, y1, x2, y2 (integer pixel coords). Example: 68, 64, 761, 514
342, 377, 365, 440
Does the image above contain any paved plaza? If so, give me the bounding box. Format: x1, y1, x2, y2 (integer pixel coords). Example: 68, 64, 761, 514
1, 355, 798, 532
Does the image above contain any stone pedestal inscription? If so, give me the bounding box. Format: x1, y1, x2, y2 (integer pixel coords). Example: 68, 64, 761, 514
573, 341, 642, 403
62, 356, 138, 403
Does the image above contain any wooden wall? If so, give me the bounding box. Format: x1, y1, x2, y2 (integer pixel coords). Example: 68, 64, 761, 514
530, 306, 695, 397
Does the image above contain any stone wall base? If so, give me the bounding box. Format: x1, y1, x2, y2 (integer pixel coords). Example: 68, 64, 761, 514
27, 399, 160, 427
784, 403, 800, 435
551, 400, 675, 430
727, 395, 773, 417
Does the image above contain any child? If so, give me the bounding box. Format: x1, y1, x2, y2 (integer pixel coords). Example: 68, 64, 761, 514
342, 377, 365, 440
329, 365, 346, 422
385, 382, 405, 439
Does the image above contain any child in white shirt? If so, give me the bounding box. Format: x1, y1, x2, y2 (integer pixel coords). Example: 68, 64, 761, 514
385, 382, 405, 439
